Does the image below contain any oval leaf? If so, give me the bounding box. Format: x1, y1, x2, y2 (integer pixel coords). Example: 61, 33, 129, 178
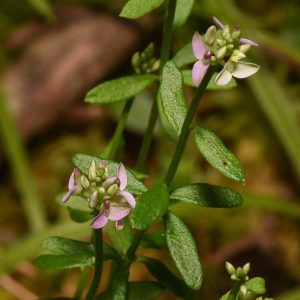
170, 183, 243, 208
120, 0, 164, 19
194, 127, 245, 183
245, 277, 266, 295
139, 257, 192, 299
182, 70, 237, 90
173, 0, 194, 28
164, 212, 202, 290
34, 254, 94, 270
85, 75, 156, 104
160, 60, 187, 138
111, 265, 129, 300
131, 184, 169, 230
73, 154, 147, 195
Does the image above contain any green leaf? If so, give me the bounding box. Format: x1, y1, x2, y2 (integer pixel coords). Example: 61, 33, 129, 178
139, 257, 192, 299
85, 75, 157, 104
41, 237, 93, 255
108, 219, 133, 256
219, 291, 230, 300
34, 254, 94, 270
172, 42, 195, 68
170, 183, 243, 208
140, 229, 165, 249
67, 207, 91, 223
73, 154, 147, 195
182, 70, 237, 90
26, 0, 54, 20
127, 281, 164, 300
173, 0, 194, 28
245, 277, 266, 295
111, 265, 129, 300
131, 184, 169, 230
120, 0, 164, 19
160, 61, 187, 138
164, 212, 202, 290
194, 127, 245, 183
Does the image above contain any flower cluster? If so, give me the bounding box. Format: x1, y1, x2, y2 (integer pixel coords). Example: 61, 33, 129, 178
192, 16, 260, 86
63, 161, 136, 230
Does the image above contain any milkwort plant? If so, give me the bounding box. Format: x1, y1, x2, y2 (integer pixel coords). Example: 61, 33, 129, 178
34, 1, 271, 299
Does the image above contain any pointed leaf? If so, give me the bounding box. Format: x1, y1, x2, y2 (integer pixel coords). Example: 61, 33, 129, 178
164, 212, 202, 290
182, 70, 237, 89
170, 183, 243, 208
172, 42, 195, 68
120, 0, 164, 19
34, 254, 94, 270
131, 184, 169, 230
194, 127, 245, 183
173, 0, 194, 28
73, 154, 147, 195
160, 61, 187, 138
111, 265, 129, 300
139, 257, 192, 299
245, 277, 266, 295
85, 75, 157, 104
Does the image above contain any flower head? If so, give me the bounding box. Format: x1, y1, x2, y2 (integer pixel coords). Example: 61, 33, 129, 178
91, 163, 136, 230
62, 169, 82, 202
192, 31, 212, 86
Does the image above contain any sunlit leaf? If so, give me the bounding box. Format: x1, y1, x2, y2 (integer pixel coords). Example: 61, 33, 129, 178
245, 277, 266, 295
174, 0, 194, 28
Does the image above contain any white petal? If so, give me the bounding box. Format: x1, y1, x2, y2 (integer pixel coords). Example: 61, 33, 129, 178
215, 67, 233, 86
232, 61, 260, 79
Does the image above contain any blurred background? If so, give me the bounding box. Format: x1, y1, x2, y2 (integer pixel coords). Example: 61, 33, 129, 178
0, 0, 300, 299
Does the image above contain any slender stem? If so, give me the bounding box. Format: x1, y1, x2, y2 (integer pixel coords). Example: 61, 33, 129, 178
228, 282, 241, 300
84, 229, 103, 300
164, 67, 215, 187
126, 230, 145, 261
135, 0, 177, 171
107, 99, 134, 161
0, 88, 47, 232
74, 268, 89, 300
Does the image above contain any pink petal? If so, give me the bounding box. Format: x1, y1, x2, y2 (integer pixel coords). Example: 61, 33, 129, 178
117, 163, 127, 191
213, 16, 225, 29
120, 191, 136, 208
240, 38, 258, 47
62, 185, 80, 202
192, 31, 206, 60
68, 169, 76, 190
91, 211, 108, 229
192, 61, 209, 86
108, 205, 131, 221
115, 220, 124, 230
102, 176, 117, 188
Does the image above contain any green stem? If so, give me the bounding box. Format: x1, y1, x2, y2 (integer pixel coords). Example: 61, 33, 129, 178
106, 99, 134, 161
84, 229, 103, 300
135, 0, 177, 171
164, 67, 215, 187
228, 282, 241, 300
126, 230, 145, 261
0, 88, 47, 232
74, 268, 89, 300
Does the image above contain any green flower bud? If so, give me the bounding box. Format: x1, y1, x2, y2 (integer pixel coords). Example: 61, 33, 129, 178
204, 25, 217, 45
88, 160, 97, 181
230, 274, 238, 281
210, 56, 217, 64
227, 44, 234, 50
81, 175, 90, 189
232, 30, 241, 39
225, 262, 236, 275
88, 191, 98, 209
107, 183, 119, 196
216, 39, 226, 47
243, 262, 250, 274
240, 284, 248, 296
239, 44, 251, 54
236, 267, 245, 278
215, 46, 227, 59
97, 186, 106, 196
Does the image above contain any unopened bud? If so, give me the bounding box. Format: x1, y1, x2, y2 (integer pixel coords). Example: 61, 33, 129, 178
227, 44, 234, 50
243, 263, 250, 274
240, 284, 247, 296
226, 262, 236, 275
205, 25, 217, 45
89, 160, 97, 181
236, 267, 245, 278
81, 175, 90, 189
215, 46, 227, 59
107, 183, 118, 196
216, 38, 226, 47
239, 44, 251, 53
232, 30, 241, 40
88, 191, 98, 209
97, 186, 106, 195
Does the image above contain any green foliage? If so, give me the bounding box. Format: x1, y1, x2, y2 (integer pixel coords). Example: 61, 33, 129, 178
173, 0, 195, 28
120, 0, 164, 19
26, 0, 54, 20
84, 75, 157, 104
139, 257, 192, 299
194, 127, 245, 183
172, 42, 195, 68
164, 212, 202, 290
139, 229, 165, 249
73, 154, 147, 195
245, 277, 266, 295
131, 184, 169, 230
160, 60, 187, 138
111, 265, 129, 300
170, 183, 243, 208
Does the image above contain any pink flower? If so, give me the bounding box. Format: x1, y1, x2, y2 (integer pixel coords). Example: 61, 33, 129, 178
192, 31, 212, 86
62, 169, 82, 202
91, 163, 136, 230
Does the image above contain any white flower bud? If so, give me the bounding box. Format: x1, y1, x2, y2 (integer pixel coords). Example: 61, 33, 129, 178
88, 160, 97, 181
81, 175, 90, 189
215, 46, 227, 59
204, 25, 217, 45
88, 191, 98, 209
225, 262, 236, 275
